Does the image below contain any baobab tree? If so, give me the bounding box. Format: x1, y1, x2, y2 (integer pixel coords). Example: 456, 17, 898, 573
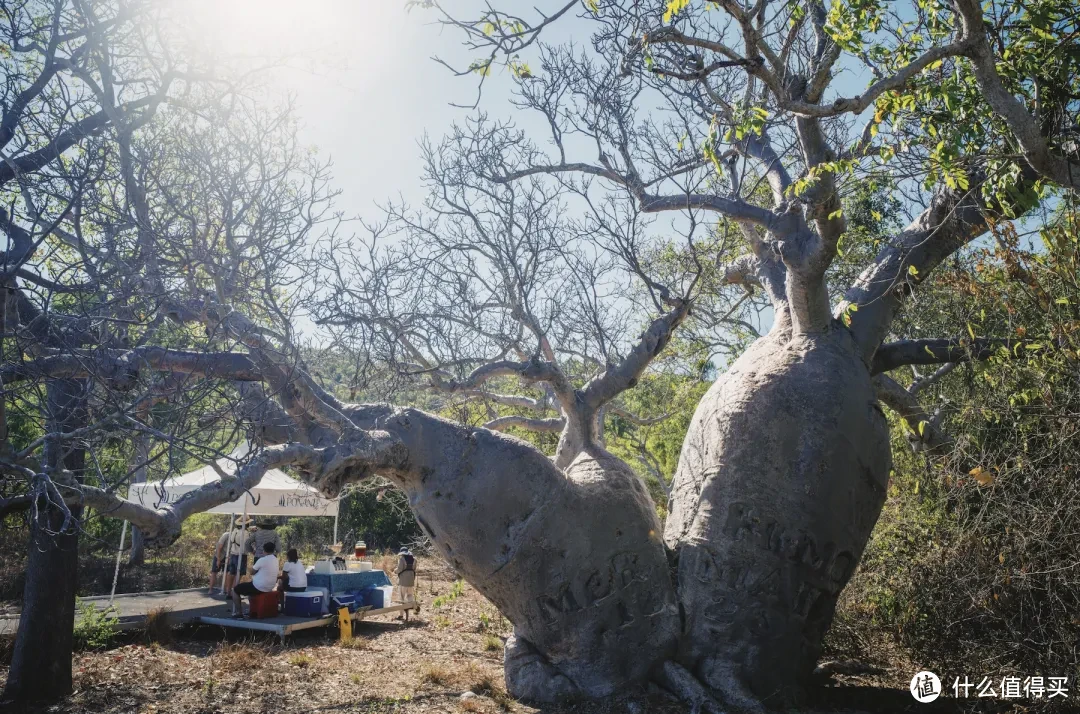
3, 1, 1078, 713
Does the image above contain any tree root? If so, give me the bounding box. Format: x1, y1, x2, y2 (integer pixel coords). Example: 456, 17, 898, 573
656, 661, 726, 714
655, 660, 778, 714
503, 631, 580, 702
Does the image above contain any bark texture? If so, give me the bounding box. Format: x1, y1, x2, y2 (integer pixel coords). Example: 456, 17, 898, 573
4, 381, 85, 702
664, 327, 891, 709
349, 407, 681, 700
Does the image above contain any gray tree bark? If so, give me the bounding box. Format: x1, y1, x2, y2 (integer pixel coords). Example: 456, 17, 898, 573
663, 326, 891, 710
4, 380, 87, 702
343, 406, 681, 700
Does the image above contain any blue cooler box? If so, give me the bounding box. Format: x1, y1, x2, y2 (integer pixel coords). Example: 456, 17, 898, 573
331, 593, 360, 612
284, 591, 323, 617
359, 587, 384, 608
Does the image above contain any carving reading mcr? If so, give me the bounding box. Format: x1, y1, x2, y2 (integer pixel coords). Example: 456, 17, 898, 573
535, 552, 644, 626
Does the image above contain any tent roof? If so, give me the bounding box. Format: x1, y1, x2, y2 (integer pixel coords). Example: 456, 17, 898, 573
128, 444, 337, 517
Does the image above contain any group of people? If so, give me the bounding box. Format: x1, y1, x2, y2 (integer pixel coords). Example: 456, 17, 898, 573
230, 541, 308, 617
207, 517, 307, 618
208, 517, 420, 618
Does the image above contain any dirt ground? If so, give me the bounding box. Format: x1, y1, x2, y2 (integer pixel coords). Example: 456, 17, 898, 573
0, 557, 1044, 714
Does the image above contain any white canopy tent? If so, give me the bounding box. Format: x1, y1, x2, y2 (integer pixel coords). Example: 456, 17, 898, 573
113, 444, 340, 599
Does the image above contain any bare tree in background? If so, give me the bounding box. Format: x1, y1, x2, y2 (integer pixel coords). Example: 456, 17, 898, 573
0, 0, 332, 695
314, 120, 758, 472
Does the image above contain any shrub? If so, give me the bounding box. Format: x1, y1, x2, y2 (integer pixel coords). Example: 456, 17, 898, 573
482, 634, 502, 652
72, 600, 119, 650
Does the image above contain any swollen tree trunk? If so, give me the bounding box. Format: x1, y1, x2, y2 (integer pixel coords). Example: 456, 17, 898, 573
664, 326, 891, 710
4, 380, 86, 702
344, 406, 681, 700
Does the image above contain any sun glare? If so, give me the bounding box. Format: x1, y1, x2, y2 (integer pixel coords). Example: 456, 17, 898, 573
173, 0, 338, 60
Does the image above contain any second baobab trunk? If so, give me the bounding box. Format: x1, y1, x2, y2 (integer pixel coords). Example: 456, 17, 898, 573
665, 326, 891, 709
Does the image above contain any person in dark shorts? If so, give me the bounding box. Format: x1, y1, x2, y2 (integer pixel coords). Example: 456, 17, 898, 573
209, 528, 229, 594
222, 516, 251, 594
231, 542, 278, 617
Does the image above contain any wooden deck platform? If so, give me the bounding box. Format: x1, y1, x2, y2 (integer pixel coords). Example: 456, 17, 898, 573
0, 588, 414, 641
198, 603, 415, 642
0, 587, 229, 636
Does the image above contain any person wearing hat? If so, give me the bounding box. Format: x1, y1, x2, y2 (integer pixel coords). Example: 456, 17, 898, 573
248, 520, 281, 560
394, 547, 417, 607
221, 516, 252, 594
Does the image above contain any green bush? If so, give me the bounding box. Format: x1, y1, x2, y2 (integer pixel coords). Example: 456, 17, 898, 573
73, 599, 119, 650
836, 201, 1080, 682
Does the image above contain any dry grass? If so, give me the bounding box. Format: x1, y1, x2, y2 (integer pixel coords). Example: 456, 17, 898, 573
142, 607, 173, 645
339, 635, 369, 650
209, 642, 269, 673
1, 555, 720, 714
418, 661, 452, 686
378, 553, 396, 574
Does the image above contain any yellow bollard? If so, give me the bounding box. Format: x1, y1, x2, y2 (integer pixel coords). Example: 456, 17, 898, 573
338, 606, 352, 643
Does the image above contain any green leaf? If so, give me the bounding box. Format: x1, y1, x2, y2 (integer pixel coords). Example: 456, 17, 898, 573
662, 0, 690, 23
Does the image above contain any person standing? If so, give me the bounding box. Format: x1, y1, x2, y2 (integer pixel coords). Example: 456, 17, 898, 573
395, 547, 417, 605
231, 542, 278, 618
208, 526, 231, 594
250, 521, 280, 559
222, 517, 251, 594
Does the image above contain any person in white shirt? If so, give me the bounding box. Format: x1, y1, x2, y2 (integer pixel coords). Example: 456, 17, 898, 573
231, 542, 279, 617
278, 548, 307, 592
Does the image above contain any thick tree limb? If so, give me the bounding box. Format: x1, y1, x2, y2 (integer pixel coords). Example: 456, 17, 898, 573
79, 434, 409, 545
492, 163, 777, 229
484, 415, 565, 433
871, 337, 1020, 374
445, 358, 574, 403
874, 374, 951, 454
607, 405, 671, 426
839, 181, 1000, 360
1, 348, 263, 385
582, 300, 692, 410
441, 387, 545, 411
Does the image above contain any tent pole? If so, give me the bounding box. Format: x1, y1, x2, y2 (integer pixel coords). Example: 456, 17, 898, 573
220, 512, 235, 595
237, 499, 249, 581
110, 520, 128, 605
